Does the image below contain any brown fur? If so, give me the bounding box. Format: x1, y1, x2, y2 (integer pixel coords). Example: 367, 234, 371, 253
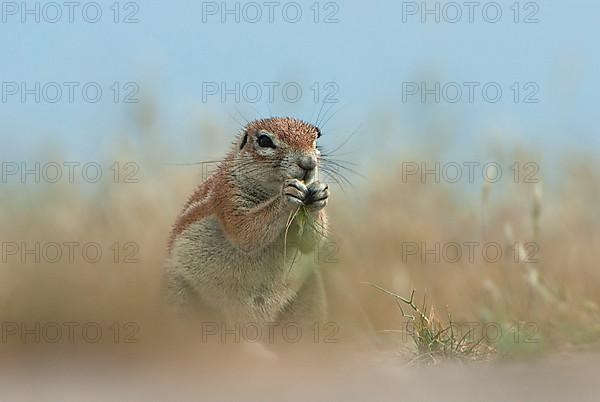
168, 118, 322, 252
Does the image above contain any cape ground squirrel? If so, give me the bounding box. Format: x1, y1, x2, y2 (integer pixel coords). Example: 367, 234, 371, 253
166, 117, 329, 324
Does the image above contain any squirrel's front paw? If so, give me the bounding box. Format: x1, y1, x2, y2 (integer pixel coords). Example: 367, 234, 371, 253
283, 179, 329, 211
305, 181, 329, 211
283, 178, 308, 208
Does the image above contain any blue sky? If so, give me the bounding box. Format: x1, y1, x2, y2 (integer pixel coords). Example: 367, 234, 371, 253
1, 0, 598, 160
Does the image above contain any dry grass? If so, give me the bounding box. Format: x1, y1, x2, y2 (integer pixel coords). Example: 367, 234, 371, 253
1, 112, 600, 366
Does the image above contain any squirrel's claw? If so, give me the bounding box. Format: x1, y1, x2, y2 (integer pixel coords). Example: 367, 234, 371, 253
283, 178, 308, 208
305, 182, 329, 211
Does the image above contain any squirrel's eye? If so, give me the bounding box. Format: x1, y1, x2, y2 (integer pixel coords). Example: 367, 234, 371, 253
257, 134, 275, 148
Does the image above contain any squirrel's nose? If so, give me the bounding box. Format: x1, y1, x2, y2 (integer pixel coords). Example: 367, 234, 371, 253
297, 155, 317, 171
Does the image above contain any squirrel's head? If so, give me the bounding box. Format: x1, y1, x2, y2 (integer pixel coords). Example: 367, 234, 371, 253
233, 117, 321, 194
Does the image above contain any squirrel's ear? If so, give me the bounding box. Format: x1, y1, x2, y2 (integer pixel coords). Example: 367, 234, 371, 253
240, 132, 248, 149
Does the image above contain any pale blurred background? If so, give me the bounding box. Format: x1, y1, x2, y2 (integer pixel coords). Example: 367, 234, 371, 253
1, 0, 600, 397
